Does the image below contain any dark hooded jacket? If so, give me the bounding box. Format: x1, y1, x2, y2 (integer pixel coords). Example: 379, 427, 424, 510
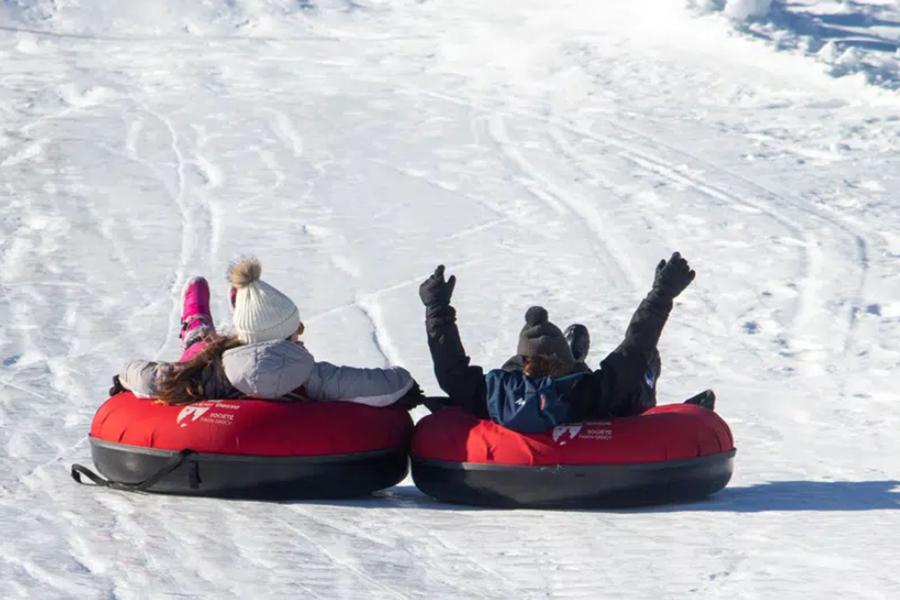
424, 291, 673, 430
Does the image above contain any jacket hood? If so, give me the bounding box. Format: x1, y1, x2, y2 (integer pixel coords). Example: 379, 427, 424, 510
222, 340, 314, 399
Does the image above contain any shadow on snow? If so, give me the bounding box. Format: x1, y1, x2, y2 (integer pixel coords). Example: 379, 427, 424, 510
285, 480, 900, 513
734, 0, 900, 89
654, 479, 900, 513
773, 1, 900, 54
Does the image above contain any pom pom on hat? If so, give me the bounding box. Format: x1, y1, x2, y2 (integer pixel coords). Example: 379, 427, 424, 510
227, 257, 300, 344
524, 306, 548, 326
517, 305, 575, 368
228, 257, 262, 288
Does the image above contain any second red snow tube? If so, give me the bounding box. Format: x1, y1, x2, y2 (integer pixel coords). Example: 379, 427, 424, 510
82, 392, 413, 499
410, 404, 735, 508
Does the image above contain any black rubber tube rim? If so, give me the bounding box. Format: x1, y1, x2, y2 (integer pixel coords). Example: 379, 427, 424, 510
85, 438, 411, 499
411, 448, 736, 472
90, 437, 406, 464
410, 450, 735, 508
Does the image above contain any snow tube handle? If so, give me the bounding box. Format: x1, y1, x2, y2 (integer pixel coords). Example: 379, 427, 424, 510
71, 449, 196, 492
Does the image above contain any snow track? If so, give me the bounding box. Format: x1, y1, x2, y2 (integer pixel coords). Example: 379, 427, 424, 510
1, 1, 899, 598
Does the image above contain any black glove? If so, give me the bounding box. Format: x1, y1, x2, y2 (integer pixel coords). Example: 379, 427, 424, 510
419, 265, 456, 307
395, 381, 427, 410
109, 375, 127, 397
652, 252, 695, 299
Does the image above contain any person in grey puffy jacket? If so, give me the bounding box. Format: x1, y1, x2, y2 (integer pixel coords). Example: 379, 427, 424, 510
113, 257, 420, 407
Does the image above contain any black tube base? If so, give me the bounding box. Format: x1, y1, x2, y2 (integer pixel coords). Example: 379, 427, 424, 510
91, 439, 409, 500
411, 450, 735, 509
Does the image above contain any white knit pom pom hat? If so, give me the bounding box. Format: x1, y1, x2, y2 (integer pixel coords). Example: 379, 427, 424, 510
227, 257, 301, 344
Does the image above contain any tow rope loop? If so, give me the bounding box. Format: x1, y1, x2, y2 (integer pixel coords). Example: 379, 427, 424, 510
70, 449, 196, 492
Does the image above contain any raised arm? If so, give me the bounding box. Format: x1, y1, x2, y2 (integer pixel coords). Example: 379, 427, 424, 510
419, 265, 488, 417
613, 252, 695, 360
596, 253, 696, 416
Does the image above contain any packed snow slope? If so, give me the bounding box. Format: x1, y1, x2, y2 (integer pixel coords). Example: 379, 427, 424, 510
2, 1, 899, 598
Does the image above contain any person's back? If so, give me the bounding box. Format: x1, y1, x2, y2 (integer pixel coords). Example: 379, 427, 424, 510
113, 257, 418, 408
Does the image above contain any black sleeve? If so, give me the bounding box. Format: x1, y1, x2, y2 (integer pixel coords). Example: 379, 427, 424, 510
614, 290, 674, 362
425, 303, 488, 419
595, 291, 674, 417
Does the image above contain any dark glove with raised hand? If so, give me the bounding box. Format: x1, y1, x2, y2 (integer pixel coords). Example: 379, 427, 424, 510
419, 264, 456, 307
108, 375, 126, 397
652, 252, 696, 299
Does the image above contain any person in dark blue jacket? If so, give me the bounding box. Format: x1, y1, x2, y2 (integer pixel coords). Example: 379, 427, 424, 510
418, 253, 713, 433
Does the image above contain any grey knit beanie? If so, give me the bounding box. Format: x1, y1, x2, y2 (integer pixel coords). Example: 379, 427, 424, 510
516, 306, 575, 368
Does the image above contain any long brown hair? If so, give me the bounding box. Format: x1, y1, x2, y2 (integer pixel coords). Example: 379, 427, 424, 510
157, 335, 243, 405
522, 355, 571, 379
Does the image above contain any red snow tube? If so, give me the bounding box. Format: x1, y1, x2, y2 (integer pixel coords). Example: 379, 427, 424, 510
410, 404, 735, 508
77, 392, 413, 499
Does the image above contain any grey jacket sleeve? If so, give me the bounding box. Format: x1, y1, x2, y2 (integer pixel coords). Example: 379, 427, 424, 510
306, 363, 414, 406
222, 340, 315, 399
118, 360, 172, 399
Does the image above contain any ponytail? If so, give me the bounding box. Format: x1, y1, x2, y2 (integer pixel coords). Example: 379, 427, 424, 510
156, 335, 243, 405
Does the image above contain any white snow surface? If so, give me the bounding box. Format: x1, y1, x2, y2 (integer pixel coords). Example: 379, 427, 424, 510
725, 0, 775, 21
2, 0, 899, 598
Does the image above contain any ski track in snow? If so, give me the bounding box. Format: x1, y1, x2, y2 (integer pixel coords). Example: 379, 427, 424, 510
354, 297, 395, 368
1, 0, 899, 598
592, 116, 873, 361
142, 107, 209, 360
408, 82, 868, 376
267, 108, 305, 159
484, 113, 641, 293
